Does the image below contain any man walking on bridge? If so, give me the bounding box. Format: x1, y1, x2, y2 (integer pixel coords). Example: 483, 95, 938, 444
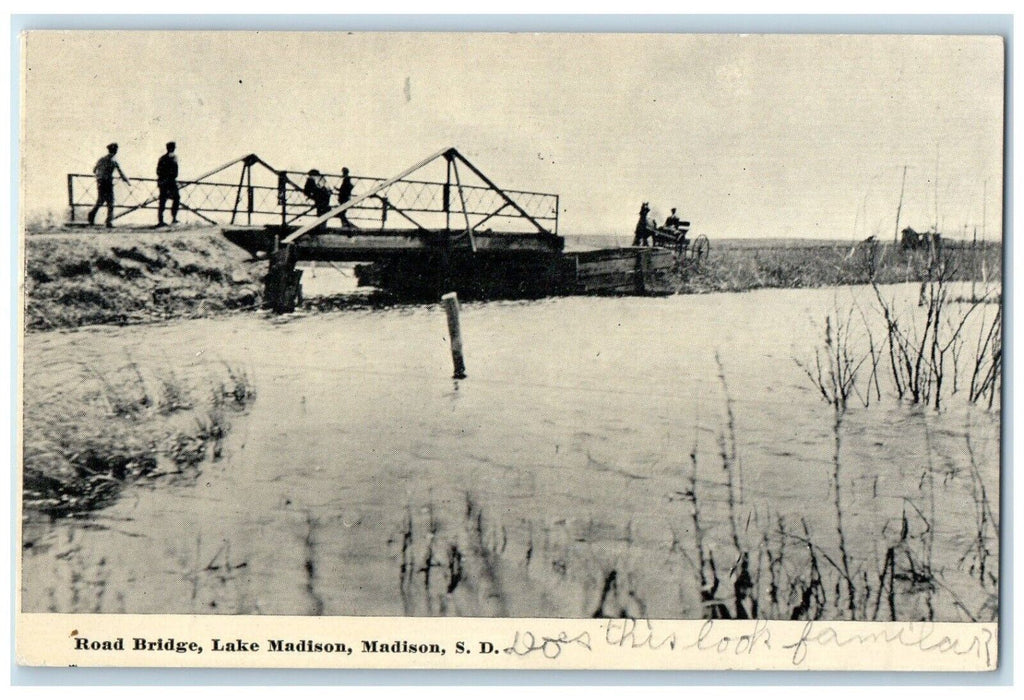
336, 167, 355, 228
156, 142, 180, 227
88, 143, 131, 227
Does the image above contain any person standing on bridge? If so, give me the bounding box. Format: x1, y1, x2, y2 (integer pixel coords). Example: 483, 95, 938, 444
303, 169, 332, 233
88, 143, 131, 228
336, 167, 355, 228
156, 142, 180, 227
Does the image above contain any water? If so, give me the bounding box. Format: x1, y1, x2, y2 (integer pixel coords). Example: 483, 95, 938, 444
21, 283, 1001, 620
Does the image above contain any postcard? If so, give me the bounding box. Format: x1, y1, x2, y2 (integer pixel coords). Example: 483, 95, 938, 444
16, 30, 1003, 671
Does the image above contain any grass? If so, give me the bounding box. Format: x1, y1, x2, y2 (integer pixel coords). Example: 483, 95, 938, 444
672, 239, 1001, 295
23, 225, 1003, 332
24, 229, 264, 330
22, 359, 256, 520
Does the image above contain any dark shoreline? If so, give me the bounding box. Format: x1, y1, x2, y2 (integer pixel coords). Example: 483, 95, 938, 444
23, 226, 1002, 332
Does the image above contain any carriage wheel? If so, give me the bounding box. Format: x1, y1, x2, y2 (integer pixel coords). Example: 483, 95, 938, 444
689, 235, 710, 264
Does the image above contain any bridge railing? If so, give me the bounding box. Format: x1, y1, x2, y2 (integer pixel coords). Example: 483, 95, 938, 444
67, 166, 560, 234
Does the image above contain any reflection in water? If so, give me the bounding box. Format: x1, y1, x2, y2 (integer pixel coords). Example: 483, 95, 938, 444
21, 284, 1000, 620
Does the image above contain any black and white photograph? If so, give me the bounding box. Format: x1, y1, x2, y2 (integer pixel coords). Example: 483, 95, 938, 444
15, 30, 1003, 670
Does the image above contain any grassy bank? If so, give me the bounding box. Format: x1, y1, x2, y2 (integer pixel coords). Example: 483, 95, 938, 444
23, 227, 1002, 331
22, 359, 256, 521
24, 227, 264, 331
675, 239, 1001, 294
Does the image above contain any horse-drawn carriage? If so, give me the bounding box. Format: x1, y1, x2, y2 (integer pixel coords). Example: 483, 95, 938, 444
632, 202, 710, 264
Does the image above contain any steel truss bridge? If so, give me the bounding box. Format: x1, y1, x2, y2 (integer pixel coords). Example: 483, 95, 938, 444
67, 150, 560, 236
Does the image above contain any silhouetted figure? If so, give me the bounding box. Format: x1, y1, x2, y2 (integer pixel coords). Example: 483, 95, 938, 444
303, 169, 332, 233
336, 167, 355, 227
156, 142, 180, 227
632, 201, 652, 247
665, 208, 680, 230
88, 143, 131, 228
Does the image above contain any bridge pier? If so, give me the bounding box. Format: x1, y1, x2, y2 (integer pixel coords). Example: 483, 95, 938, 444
265, 243, 303, 313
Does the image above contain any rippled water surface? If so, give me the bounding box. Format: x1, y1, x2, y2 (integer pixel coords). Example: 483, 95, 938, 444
21, 282, 1000, 620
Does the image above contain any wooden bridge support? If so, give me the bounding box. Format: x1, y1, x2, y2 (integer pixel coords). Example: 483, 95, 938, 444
265, 243, 303, 313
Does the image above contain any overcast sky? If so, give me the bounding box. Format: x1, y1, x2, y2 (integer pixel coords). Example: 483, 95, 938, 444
21, 32, 1004, 239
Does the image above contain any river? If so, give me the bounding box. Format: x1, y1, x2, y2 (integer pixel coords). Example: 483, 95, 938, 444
20, 278, 1001, 621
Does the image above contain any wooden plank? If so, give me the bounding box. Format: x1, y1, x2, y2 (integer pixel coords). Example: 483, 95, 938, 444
578, 282, 636, 294
303, 234, 426, 250
473, 235, 564, 252
576, 269, 638, 285
574, 247, 673, 265
577, 258, 638, 275
567, 246, 676, 295
573, 248, 635, 263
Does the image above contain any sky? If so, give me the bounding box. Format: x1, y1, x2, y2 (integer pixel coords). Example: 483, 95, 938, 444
20, 32, 1005, 240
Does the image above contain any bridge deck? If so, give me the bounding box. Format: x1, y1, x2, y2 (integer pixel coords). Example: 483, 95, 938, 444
222, 226, 564, 262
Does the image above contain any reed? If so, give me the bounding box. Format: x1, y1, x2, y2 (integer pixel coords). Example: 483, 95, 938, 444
388, 393, 995, 622
969, 304, 1002, 409
960, 414, 999, 594
675, 240, 1000, 295
869, 254, 998, 410
787, 255, 1001, 413
22, 360, 256, 519
677, 351, 994, 622
794, 304, 870, 411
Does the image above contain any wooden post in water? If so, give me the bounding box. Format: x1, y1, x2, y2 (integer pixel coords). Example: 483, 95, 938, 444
442, 292, 467, 379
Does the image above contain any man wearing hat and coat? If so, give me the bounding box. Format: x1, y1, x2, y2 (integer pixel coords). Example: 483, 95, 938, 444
88, 143, 132, 227
303, 169, 332, 233
156, 141, 180, 227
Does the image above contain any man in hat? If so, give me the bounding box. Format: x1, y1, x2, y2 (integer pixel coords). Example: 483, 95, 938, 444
88, 143, 131, 227
336, 167, 355, 228
303, 169, 332, 233
156, 142, 180, 227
